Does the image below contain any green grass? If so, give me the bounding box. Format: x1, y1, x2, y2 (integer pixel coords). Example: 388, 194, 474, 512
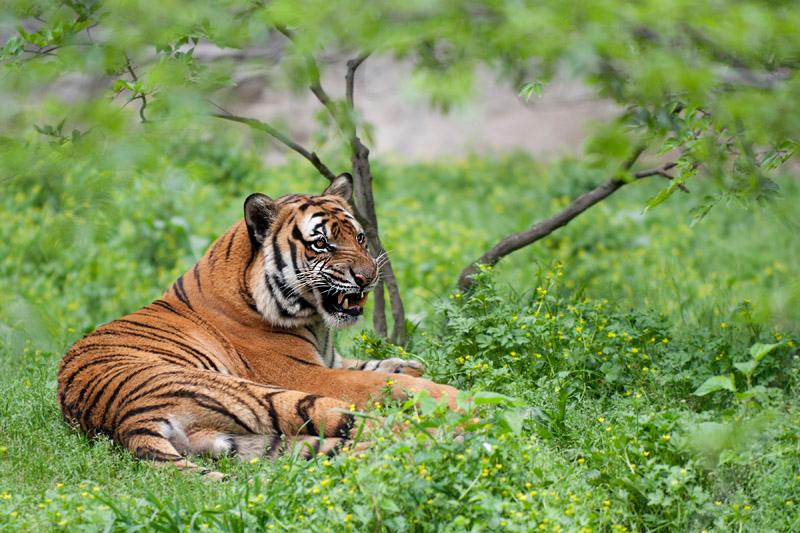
1, 134, 799, 531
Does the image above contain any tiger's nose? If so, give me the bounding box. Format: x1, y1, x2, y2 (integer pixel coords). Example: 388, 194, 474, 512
350, 268, 373, 288
353, 273, 369, 288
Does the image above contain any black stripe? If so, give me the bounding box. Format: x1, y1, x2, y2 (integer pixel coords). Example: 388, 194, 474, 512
123, 427, 163, 439
151, 299, 191, 319
272, 237, 286, 270
265, 434, 283, 458
134, 445, 182, 462
173, 275, 194, 310
309, 438, 322, 456
284, 354, 320, 367
193, 264, 203, 293
116, 402, 176, 429
225, 228, 237, 260
296, 395, 320, 436
115, 318, 194, 342
333, 413, 355, 439
263, 392, 284, 435
292, 225, 312, 246
207, 232, 226, 262
275, 330, 315, 346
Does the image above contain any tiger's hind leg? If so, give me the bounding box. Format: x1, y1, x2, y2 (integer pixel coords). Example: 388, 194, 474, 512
121, 421, 226, 480
174, 428, 371, 461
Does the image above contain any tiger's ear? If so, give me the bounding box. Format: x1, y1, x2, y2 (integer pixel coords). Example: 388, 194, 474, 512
244, 193, 276, 245
323, 173, 353, 201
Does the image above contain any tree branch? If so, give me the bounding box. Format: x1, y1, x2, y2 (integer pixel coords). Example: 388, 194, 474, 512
124, 53, 148, 123
346, 54, 370, 108
457, 153, 685, 290
275, 26, 406, 343
211, 106, 337, 182
343, 52, 406, 343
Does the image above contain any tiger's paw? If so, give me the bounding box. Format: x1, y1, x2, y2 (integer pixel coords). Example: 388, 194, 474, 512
373, 357, 424, 377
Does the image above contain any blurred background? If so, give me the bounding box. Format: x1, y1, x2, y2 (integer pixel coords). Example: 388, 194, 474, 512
1, 0, 798, 351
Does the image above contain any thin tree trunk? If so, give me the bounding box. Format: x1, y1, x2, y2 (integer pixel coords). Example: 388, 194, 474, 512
351, 137, 406, 344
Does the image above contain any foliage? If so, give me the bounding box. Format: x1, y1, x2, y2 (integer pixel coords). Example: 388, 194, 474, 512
1, 139, 799, 530
2, 1, 800, 528
0, 0, 797, 227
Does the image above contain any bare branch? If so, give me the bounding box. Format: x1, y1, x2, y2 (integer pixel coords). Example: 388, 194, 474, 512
458, 152, 686, 290
346, 54, 370, 108
212, 105, 337, 182
633, 162, 689, 192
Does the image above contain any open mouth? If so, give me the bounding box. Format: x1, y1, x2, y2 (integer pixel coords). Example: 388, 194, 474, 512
321, 290, 369, 317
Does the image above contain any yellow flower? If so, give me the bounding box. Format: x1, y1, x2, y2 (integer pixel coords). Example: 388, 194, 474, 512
660, 434, 671, 442
607, 332, 617, 338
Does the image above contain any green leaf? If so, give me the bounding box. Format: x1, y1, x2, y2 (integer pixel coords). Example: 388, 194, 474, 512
471, 391, 522, 406
693, 374, 736, 396
497, 409, 526, 435
645, 181, 680, 211
519, 81, 543, 101
732, 360, 758, 378
749, 342, 780, 362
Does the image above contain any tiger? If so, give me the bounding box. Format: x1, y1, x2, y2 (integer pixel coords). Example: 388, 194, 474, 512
57, 174, 460, 479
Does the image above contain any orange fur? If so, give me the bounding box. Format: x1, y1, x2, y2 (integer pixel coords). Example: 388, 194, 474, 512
57, 177, 458, 477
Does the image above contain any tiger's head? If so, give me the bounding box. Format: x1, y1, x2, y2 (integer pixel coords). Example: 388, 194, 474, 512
244, 174, 379, 329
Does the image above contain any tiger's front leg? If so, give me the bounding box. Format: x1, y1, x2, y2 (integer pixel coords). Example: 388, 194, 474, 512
341, 356, 424, 377
282, 364, 460, 411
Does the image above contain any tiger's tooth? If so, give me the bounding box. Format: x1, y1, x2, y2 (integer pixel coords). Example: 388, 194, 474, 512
337, 294, 345, 304
342, 299, 350, 309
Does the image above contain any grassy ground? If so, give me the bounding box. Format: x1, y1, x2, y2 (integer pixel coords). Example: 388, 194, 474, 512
1, 134, 799, 531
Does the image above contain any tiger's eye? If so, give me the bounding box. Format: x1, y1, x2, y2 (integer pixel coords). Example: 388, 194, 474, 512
315, 237, 327, 249
357, 233, 366, 245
